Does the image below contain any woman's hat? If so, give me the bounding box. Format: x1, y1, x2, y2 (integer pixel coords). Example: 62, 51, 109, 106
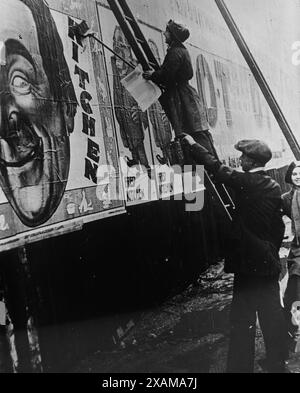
166, 20, 190, 43
285, 161, 300, 184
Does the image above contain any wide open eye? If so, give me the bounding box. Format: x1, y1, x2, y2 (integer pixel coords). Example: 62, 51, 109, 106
11, 74, 31, 95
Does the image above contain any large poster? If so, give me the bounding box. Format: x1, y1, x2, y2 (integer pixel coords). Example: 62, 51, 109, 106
97, 4, 201, 203
188, 44, 294, 169
0, 0, 125, 251
97, 7, 158, 206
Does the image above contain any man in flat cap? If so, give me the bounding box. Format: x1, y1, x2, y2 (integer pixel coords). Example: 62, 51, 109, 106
143, 20, 218, 159
181, 135, 288, 373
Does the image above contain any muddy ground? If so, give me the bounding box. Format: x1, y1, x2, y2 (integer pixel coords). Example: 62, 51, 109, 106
70, 246, 300, 374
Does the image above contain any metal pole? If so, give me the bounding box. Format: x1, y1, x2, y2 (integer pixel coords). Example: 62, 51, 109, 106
215, 0, 300, 160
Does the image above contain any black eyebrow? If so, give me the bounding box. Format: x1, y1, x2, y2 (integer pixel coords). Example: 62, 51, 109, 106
5, 39, 36, 73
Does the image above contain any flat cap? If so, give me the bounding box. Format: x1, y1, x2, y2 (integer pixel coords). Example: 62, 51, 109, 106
234, 139, 272, 165
166, 20, 190, 43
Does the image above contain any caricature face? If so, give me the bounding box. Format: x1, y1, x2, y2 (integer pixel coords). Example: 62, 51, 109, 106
0, 0, 74, 227
291, 301, 300, 327
291, 166, 300, 188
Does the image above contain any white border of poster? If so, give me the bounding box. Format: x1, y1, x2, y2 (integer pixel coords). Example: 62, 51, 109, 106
0, 4, 126, 251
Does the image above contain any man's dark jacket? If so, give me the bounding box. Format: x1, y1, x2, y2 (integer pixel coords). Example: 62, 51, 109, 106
282, 188, 293, 219
189, 143, 285, 275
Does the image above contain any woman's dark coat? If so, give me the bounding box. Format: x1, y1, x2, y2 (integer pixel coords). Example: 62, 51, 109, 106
150, 42, 208, 136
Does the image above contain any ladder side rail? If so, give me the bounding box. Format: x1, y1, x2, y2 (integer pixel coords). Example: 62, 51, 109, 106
118, 0, 160, 70
107, 0, 150, 70
205, 171, 233, 221
221, 184, 235, 210
107, 0, 234, 220
215, 0, 300, 160
107, 1, 172, 136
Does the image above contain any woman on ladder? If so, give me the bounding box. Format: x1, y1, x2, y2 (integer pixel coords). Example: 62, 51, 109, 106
143, 19, 218, 158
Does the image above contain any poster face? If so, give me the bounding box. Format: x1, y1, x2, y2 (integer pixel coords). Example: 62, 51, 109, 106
0, 0, 124, 250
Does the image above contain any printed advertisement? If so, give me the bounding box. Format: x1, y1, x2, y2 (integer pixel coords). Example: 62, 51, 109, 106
0, 1, 125, 250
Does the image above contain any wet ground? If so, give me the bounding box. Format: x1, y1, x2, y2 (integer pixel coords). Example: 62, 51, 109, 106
70, 253, 300, 374
71, 261, 231, 373
66, 217, 300, 373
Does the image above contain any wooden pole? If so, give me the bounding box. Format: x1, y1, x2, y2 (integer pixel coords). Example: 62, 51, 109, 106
0, 272, 12, 373
215, 0, 300, 160
12, 246, 43, 373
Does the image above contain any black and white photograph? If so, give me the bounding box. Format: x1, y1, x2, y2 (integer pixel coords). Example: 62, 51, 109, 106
0, 0, 300, 378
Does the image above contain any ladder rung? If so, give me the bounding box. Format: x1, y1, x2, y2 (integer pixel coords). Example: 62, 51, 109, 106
204, 170, 233, 221
125, 15, 134, 23
108, 0, 160, 70
107, 0, 149, 70
136, 38, 146, 45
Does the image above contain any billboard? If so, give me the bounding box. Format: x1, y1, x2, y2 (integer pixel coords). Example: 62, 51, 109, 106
97, 3, 204, 204
0, 0, 125, 251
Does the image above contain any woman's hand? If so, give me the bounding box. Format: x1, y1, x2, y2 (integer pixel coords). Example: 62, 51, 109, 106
177, 134, 196, 147
143, 70, 154, 80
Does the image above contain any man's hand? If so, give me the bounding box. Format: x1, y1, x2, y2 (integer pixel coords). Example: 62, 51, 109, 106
143, 70, 154, 80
